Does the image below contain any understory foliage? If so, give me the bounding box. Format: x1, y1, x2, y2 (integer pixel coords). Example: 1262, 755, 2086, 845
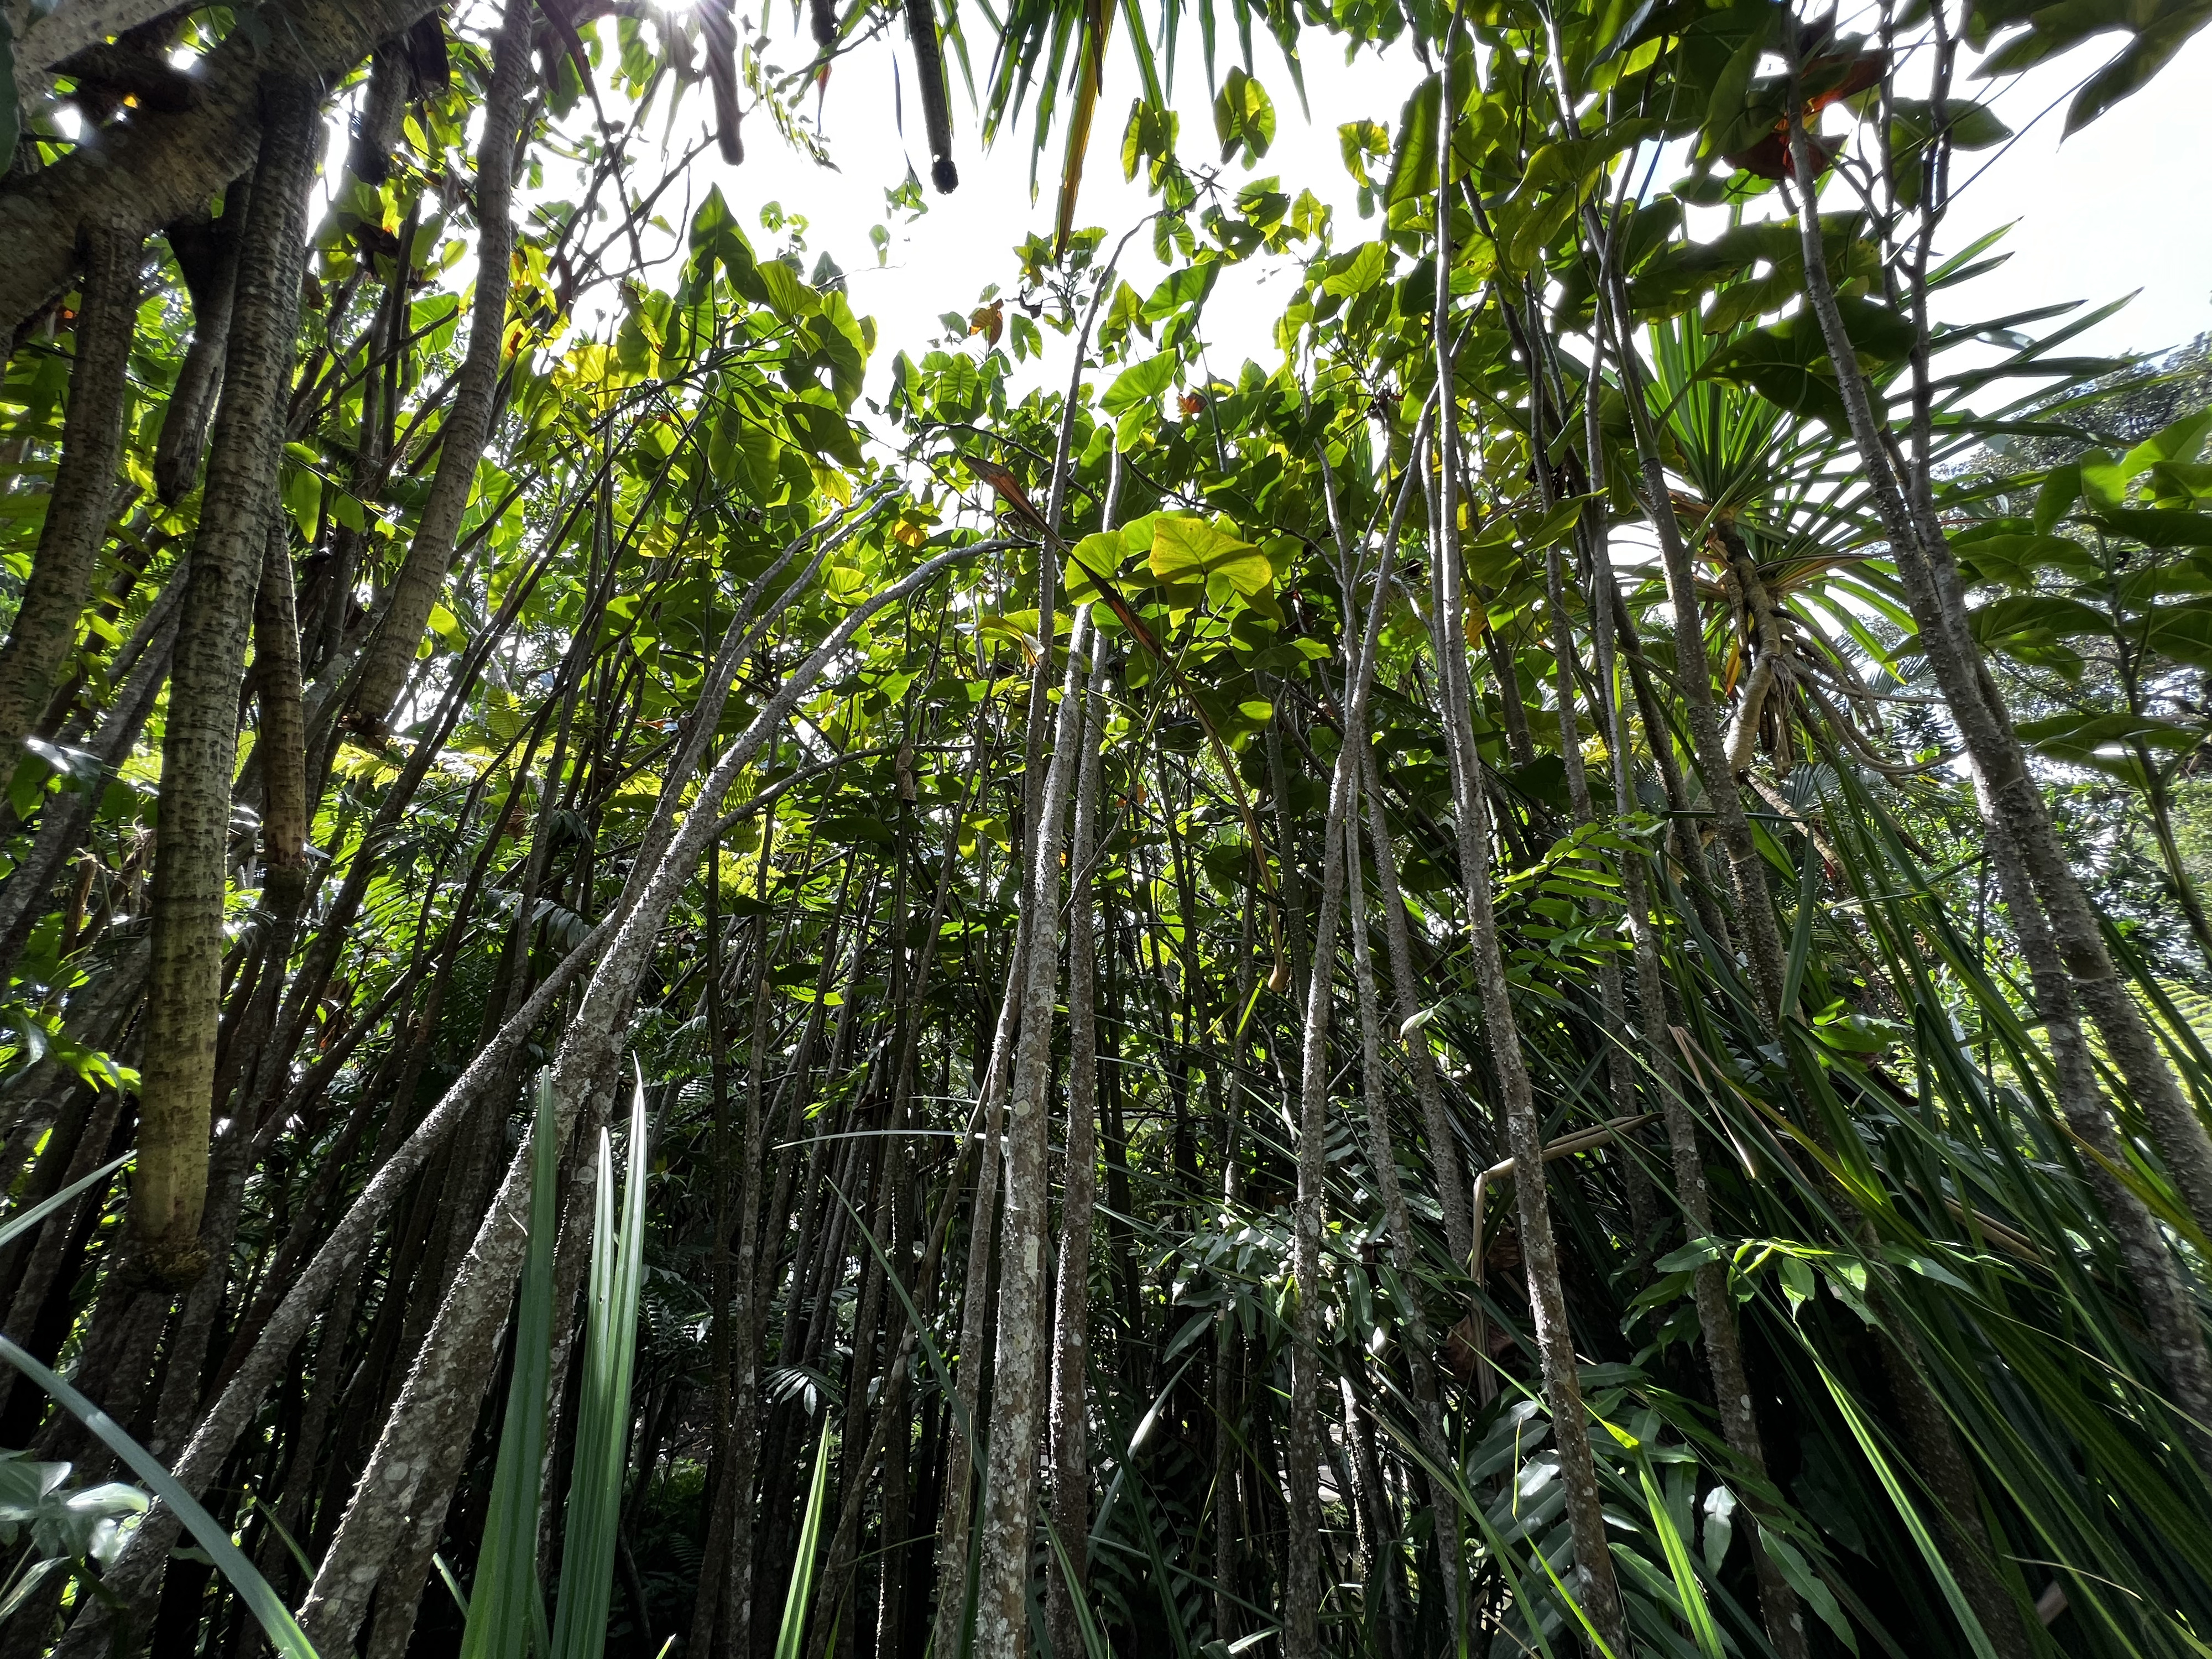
2, 1, 2212, 1658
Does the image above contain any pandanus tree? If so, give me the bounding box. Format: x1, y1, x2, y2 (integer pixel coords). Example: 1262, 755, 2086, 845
1613, 273, 2136, 785
3, 2, 2212, 1659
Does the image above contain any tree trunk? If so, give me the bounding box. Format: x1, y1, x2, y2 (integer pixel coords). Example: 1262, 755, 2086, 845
1595, 269, 1790, 1024
926, 971, 1010, 1659
0, 225, 139, 763
1432, 71, 1625, 1641
297, 542, 987, 1653
1776, 87, 2193, 1653
134, 75, 317, 1287
0, 0, 443, 331
1044, 625, 1109, 1659
691, 850, 740, 1659
43, 906, 615, 1659
974, 608, 1093, 1659
340, 0, 532, 735
154, 175, 249, 505
254, 510, 310, 917
1571, 332, 1811, 1659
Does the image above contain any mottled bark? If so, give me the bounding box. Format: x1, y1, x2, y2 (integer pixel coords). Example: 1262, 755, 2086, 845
691, 857, 742, 1659
134, 76, 317, 1286
1786, 106, 2212, 1250
0, 0, 444, 330
1778, 82, 2190, 1652
974, 608, 1093, 1659
254, 512, 309, 916
1983, 807, 2212, 1467
1595, 272, 1790, 1023
1538, 514, 1652, 1244
927, 952, 1016, 1659
42, 913, 613, 1659
1044, 624, 1109, 1659
1572, 324, 1809, 1659
154, 177, 249, 505
8, 0, 189, 96
1285, 707, 1353, 1659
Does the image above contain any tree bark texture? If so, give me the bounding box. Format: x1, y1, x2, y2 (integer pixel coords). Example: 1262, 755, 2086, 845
254, 512, 310, 915
974, 607, 1093, 1659
1044, 627, 1108, 1659
1780, 90, 2202, 1647
0, 0, 445, 330
154, 175, 249, 505
43, 912, 615, 1659
134, 75, 317, 1286
1569, 330, 1812, 1659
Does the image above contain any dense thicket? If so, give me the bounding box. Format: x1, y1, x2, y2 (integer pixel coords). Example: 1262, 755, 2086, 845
2, 2, 2210, 1659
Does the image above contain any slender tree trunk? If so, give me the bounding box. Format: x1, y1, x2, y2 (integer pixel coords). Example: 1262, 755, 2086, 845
1781, 80, 2212, 1250
254, 507, 310, 946
1045, 625, 1109, 1659
154, 175, 249, 505
297, 542, 986, 1654
974, 608, 1092, 1659
1285, 440, 1407, 1659
1983, 804, 2212, 1465
1572, 333, 1811, 1659
1431, 65, 1625, 1641
134, 75, 318, 1287
1287, 787, 1348, 1659
931, 714, 1049, 1657
1775, 74, 2193, 1653
45, 904, 615, 1659
1530, 373, 1655, 1246
692, 848, 740, 1659
719, 906, 777, 1659
1343, 765, 1467, 1648
1318, 427, 1470, 1648
1594, 272, 1790, 1022
330, 0, 532, 736
0, 225, 139, 761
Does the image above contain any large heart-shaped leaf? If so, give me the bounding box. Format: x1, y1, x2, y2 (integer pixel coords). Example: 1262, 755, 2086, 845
1149, 514, 1272, 598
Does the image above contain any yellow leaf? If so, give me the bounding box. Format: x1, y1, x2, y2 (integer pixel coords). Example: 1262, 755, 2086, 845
1148, 513, 1271, 597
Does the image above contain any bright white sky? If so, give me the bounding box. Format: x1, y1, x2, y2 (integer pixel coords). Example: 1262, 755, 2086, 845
654, 14, 2212, 416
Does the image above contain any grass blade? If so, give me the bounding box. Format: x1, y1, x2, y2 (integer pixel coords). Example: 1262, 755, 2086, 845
776, 1426, 836, 1659
1636, 1453, 1725, 1659
460, 1071, 562, 1659
0, 1153, 129, 1250
549, 1063, 651, 1659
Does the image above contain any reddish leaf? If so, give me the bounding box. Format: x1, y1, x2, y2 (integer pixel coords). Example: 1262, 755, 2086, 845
966, 457, 1050, 533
